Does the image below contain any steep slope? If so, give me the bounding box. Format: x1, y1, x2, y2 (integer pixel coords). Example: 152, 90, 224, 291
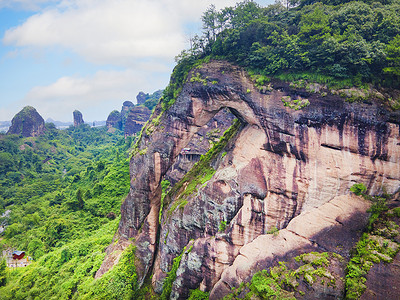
100, 60, 400, 298
7, 106, 45, 137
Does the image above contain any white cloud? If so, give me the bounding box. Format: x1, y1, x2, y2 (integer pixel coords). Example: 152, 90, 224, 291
0, 0, 59, 10
22, 67, 169, 121
3, 0, 240, 66
1, 0, 252, 121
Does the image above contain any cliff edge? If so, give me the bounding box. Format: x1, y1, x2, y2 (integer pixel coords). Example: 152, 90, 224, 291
99, 60, 400, 298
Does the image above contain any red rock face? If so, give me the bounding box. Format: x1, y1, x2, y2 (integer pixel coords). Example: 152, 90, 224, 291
98, 61, 400, 297
124, 106, 151, 137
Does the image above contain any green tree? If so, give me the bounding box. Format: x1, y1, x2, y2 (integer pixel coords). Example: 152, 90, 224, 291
0, 259, 7, 287
384, 35, 400, 77
76, 188, 85, 210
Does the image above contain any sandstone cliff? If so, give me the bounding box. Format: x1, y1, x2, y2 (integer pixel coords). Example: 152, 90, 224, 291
7, 106, 45, 137
124, 106, 151, 137
73, 110, 84, 127
100, 61, 400, 298
106, 110, 122, 131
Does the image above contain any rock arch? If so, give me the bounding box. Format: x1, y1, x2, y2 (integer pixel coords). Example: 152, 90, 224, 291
98, 61, 400, 297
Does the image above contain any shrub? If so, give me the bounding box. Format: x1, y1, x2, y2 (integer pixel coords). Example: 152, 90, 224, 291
350, 183, 367, 196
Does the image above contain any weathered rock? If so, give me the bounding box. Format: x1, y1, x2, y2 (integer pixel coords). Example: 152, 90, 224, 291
210, 194, 370, 299
121, 101, 134, 129
165, 108, 235, 186
100, 60, 400, 296
73, 110, 84, 127
124, 106, 151, 137
137, 92, 148, 105
7, 106, 45, 137
106, 110, 122, 131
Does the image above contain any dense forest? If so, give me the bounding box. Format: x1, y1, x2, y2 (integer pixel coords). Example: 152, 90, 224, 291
0, 124, 137, 299
173, 0, 400, 97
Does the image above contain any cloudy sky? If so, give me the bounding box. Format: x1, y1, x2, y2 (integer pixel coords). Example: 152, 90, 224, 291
0, 0, 273, 122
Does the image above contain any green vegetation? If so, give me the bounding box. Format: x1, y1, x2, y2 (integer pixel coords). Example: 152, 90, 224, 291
188, 289, 209, 300
159, 179, 171, 222
0, 259, 6, 287
281, 96, 310, 110
224, 252, 342, 299
266, 226, 279, 236
166, 120, 241, 217
0, 124, 133, 298
350, 183, 367, 196
219, 220, 227, 232
160, 245, 192, 300
175, 0, 400, 107
344, 192, 400, 299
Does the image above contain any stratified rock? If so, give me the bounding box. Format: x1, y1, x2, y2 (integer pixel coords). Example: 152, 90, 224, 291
73, 110, 84, 127
165, 108, 235, 186
99, 60, 400, 297
7, 106, 45, 137
106, 110, 122, 131
124, 106, 151, 137
121, 101, 135, 129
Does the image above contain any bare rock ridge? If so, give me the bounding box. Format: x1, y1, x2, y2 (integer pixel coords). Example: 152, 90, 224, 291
124, 106, 151, 137
107, 92, 162, 136
73, 110, 84, 127
106, 110, 122, 130
100, 61, 400, 298
7, 106, 45, 137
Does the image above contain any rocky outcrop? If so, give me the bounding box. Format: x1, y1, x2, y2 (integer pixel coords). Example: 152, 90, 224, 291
106, 110, 122, 131
120, 101, 134, 130
100, 60, 400, 298
210, 194, 370, 299
124, 106, 151, 137
73, 110, 84, 127
136, 92, 147, 105
7, 106, 45, 137
165, 108, 235, 186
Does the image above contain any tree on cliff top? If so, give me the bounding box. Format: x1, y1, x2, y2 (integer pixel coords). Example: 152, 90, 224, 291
178, 0, 400, 87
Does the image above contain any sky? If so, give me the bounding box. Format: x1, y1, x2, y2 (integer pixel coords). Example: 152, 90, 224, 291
0, 0, 274, 122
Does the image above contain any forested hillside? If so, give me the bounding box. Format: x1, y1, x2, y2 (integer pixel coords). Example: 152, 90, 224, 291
175, 0, 400, 93
0, 124, 136, 299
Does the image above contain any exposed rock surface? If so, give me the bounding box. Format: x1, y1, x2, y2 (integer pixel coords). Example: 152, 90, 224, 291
210, 194, 370, 299
100, 60, 400, 297
106, 110, 122, 131
120, 101, 135, 130
73, 110, 84, 127
136, 92, 147, 105
7, 106, 45, 137
124, 106, 151, 137
165, 108, 235, 186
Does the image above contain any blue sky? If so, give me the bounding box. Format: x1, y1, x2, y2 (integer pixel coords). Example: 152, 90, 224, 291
0, 0, 274, 122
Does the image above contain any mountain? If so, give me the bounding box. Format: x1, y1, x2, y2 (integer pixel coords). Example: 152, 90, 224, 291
7, 106, 45, 137
100, 60, 400, 299
1, 0, 400, 299
73, 110, 84, 127
106, 90, 163, 136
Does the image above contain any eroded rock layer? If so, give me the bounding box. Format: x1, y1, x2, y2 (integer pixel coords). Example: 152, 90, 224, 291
100, 61, 400, 297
